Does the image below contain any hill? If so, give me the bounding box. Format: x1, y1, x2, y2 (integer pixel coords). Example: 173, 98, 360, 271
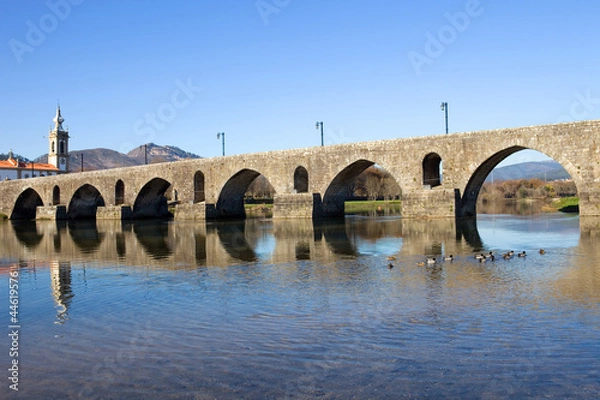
127, 143, 201, 164
487, 160, 570, 182
34, 143, 201, 172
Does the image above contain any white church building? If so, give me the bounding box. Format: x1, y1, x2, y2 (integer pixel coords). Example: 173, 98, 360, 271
1, 106, 69, 180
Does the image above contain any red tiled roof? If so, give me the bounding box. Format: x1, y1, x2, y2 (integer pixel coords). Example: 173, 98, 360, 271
0, 158, 60, 172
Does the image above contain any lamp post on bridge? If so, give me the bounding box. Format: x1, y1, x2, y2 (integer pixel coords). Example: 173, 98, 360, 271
440, 102, 449, 134
315, 121, 323, 146
217, 132, 225, 156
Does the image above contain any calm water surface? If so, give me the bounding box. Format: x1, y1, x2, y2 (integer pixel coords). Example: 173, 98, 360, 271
1, 213, 599, 399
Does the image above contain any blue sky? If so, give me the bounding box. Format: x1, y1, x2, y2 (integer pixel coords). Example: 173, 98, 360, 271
1, 1, 599, 163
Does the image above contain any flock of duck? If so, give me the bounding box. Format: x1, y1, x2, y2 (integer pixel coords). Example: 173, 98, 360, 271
386, 249, 546, 269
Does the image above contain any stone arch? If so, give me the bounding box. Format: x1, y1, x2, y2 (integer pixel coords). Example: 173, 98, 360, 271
194, 171, 205, 203
294, 166, 309, 193
458, 146, 579, 217
11, 188, 43, 220
423, 152, 442, 188
115, 180, 125, 205
321, 159, 375, 217
52, 185, 60, 205
67, 184, 106, 220
215, 169, 275, 219
133, 178, 172, 219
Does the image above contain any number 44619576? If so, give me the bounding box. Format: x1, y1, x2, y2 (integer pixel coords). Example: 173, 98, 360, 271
9, 271, 19, 322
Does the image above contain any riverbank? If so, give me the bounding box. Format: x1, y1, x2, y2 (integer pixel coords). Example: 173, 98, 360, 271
541, 196, 579, 213
345, 200, 402, 214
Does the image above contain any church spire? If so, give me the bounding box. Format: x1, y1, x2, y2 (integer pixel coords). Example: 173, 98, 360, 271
53, 104, 65, 131
48, 104, 69, 173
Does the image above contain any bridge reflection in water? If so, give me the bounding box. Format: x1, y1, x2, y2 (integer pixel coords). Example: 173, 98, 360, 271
4, 216, 599, 267
3, 217, 494, 267
2, 214, 599, 399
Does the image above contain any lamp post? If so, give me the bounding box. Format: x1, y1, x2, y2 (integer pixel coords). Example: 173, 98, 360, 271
315, 121, 323, 146
440, 102, 448, 134
80, 153, 84, 172
144, 144, 148, 165
217, 132, 225, 156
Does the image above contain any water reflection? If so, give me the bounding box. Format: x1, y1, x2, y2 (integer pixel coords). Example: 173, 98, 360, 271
50, 261, 74, 324
131, 220, 172, 260
2, 214, 599, 399
68, 220, 105, 254
10, 220, 43, 249
2, 214, 595, 268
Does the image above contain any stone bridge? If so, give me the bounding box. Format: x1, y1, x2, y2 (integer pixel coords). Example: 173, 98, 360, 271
1, 120, 599, 221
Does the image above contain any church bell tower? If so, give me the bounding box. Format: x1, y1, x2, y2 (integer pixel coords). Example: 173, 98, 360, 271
48, 105, 69, 172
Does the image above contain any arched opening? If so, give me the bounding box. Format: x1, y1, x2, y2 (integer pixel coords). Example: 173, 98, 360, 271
133, 178, 173, 219
215, 169, 275, 219
460, 147, 577, 217
194, 171, 205, 203
67, 184, 105, 220
51, 141, 55, 153
321, 160, 401, 218
59, 140, 65, 154
294, 166, 309, 193
52, 185, 60, 205
115, 180, 125, 205
423, 153, 442, 188
11, 188, 43, 220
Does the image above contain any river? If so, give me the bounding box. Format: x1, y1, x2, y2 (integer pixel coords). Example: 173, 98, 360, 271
1, 211, 599, 399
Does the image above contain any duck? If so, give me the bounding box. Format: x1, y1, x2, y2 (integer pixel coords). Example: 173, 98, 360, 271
539, 249, 546, 255
426, 257, 437, 265
518, 251, 527, 257
475, 254, 485, 260
416, 261, 425, 267
387, 262, 394, 269
479, 256, 487, 263
502, 252, 511, 260
386, 256, 397, 261
444, 255, 454, 262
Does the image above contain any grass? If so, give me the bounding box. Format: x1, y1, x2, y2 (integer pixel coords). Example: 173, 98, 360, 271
344, 199, 401, 214
555, 196, 579, 212
244, 203, 273, 209
0, 213, 7, 221
541, 196, 579, 213
244, 203, 273, 218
